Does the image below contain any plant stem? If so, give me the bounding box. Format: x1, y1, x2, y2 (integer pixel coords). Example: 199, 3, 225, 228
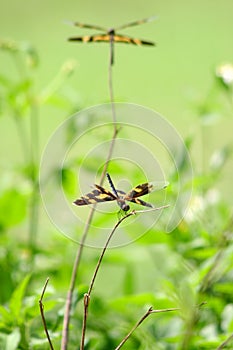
39, 278, 55, 350
13, 113, 29, 165
10, 51, 40, 258
28, 103, 40, 262
80, 211, 135, 350
115, 307, 179, 350
108, 47, 117, 130
79, 205, 169, 349
216, 333, 233, 350
61, 42, 119, 350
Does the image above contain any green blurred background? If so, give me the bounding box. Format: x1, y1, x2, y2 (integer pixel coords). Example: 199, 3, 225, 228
1, 0, 233, 200
1, 1, 233, 348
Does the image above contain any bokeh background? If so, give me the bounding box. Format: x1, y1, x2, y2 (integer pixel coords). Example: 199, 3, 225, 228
1, 0, 233, 199
1, 1, 233, 349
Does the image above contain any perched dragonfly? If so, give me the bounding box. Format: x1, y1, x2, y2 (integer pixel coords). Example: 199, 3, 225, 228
73, 173, 168, 213
67, 16, 156, 65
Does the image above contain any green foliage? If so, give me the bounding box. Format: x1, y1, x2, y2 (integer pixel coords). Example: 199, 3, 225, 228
0, 188, 27, 230
0, 275, 31, 349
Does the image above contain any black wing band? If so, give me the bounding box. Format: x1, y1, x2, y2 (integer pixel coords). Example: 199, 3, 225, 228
116, 16, 157, 30
72, 22, 106, 31
128, 198, 153, 208
68, 34, 155, 46
126, 183, 154, 199
73, 185, 116, 206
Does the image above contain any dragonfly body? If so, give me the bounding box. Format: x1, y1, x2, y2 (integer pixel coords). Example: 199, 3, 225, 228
73, 173, 167, 213
68, 16, 156, 65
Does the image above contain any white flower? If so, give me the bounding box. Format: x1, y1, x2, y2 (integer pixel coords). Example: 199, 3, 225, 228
184, 190, 219, 222
216, 63, 233, 85
184, 195, 206, 222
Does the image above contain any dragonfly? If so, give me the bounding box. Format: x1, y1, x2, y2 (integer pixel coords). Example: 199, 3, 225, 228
67, 16, 156, 65
73, 173, 168, 213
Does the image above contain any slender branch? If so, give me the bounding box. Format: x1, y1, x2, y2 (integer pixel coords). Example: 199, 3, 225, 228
108, 44, 117, 128
216, 333, 233, 350
115, 307, 179, 350
39, 278, 55, 350
135, 204, 170, 213
180, 302, 207, 350
61, 129, 119, 350
89, 212, 135, 295
61, 39, 119, 350
199, 218, 233, 293
28, 103, 40, 268
10, 53, 40, 262
115, 298, 206, 349
115, 306, 153, 350
13, 113, 29, 164
80, 205, 169, 349
80, 211, 135, 350
61, 206, 95, 350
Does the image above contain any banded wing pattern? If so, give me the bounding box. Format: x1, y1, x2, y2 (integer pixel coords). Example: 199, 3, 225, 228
73, 184, 116, 206
73, 174, 167, 212
68, 16, 156, 65
125, 183, 154, 208
68, 34, 155, 46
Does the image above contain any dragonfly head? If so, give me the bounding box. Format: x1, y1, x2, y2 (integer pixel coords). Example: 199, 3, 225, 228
121, 203, 130, 212
108, 28, 115, 35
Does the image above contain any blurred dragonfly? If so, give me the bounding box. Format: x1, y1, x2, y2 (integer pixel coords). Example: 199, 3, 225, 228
67, 16, 156, 65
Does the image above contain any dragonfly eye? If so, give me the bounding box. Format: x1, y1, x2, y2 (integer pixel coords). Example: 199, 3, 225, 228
122, 203, 130, 212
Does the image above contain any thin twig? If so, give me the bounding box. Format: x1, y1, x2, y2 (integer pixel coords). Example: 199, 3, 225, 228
61, 40, 119, 350
115, 301, 206, 350
80, 211, 135, 350
199, 217, 233, 293
180, 301, 207, 350
13, 113, 29, 164
135, 204, 170, 213
216, 333, 233, 349
39, 278, 55, 350
108, 44, 117, 128
115, 307, 179, 350
80, 204, 169, 349
11, 54, 40, 263
61, 130, 119, 350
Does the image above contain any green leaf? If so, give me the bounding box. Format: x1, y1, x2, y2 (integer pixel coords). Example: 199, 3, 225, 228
61, 167, 77, 196
20, 42, 39, 68
9, 275, 31, 323
110, 293, 158, 312
7, 79, 33, 115
0, 188, 27, 229
123, 264, 135, 295
214, 282, 233, 296
210, 146, 232, 173
5, 328, 20, 350
0, 39, 18, 53
0, 304, 13, 328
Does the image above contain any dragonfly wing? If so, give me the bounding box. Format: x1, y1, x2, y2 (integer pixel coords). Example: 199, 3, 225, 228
71, 21, 106, 31
128, 197, 154, 208
116, 189, 126, 196
73, 185, 116, 206
113, 34, 155, 46
68, 34, 155, 46
116, 16, 157, 30
125, 182, 154, 199
125, 181, 168, 200
149, 181, 169, 191
68, 34, 109, 43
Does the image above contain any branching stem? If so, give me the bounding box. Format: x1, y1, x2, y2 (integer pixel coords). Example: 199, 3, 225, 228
61, 40, 119, 350
39, 278, 54, 350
